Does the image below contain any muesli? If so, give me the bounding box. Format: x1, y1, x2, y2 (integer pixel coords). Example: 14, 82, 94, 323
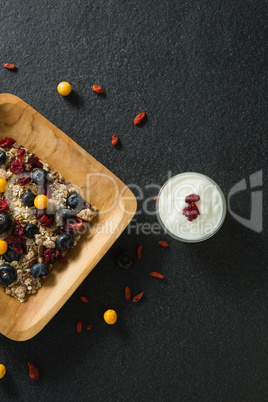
0, 137, 97, 302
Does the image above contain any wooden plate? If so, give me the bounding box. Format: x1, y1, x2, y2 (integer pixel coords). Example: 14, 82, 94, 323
0, 94, 137, 341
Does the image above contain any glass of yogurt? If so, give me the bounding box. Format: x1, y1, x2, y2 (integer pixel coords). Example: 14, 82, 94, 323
156, 172, 226, 242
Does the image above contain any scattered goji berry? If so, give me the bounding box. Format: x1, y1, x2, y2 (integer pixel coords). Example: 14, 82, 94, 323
28, 362, 39, 380
80, 296, 88, 303
158, 240, 169, 247
137, 245, 142, 260
125, 286, 131, 300
76, 319, 82, 334
134, 112, 146, 125
150, 272, 164, 279
4, 63, 16, 70
154, 196, 157, 202
111, 134, 119, 146
91, 85, 103, 93
132, 291, 144, 303
86, 324, 93, 330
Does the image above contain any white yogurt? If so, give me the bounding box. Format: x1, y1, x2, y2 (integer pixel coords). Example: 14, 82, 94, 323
157, 173, 226, 242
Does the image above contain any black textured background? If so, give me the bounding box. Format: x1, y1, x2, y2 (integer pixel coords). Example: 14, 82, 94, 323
0, 0, 267, 401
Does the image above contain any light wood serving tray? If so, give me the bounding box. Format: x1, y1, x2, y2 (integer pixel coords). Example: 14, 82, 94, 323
0, 94, 137, 341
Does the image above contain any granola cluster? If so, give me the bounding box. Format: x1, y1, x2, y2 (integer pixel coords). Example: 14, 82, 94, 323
0, 137, 97, 302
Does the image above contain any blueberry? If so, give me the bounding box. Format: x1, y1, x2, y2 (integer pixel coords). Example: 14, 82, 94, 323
0, 212, 12, 233
0, 151, 6, 165
66, 193, 84, 212
31, 262, 49, 278
32, 169, 48, 185
25, 224, 39, 238
56, 232, 74, 251
3, 246, 21, 263
0, 264, 17, 285
116, 250, 134, 270
58, 208, 75, 220
22, 192, 36, 207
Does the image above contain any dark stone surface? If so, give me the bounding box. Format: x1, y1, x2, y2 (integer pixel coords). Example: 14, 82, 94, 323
0, 0, 267, 401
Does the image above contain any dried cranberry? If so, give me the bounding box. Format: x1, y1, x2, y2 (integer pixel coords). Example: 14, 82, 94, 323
59, 224, 73, 233
7, 237, 25, 254
44, 248, 65, 264
55, 249, 65, 263
0, 199, 10, 212
13, 220, 25, 237
17, 149, 25, 158
10, 159, 24, 174
40, 215, 54, 227
28, 156, 43, 168
38, 185, 52, 197
34, 209, 45, 219
182, 202, 200, 222
46, 185, 52, 198
18, 173, 31, 186
44, 249, 56, 263
0, 137, 15, 148
68, 218, 83, 230
185, 194, 200, 204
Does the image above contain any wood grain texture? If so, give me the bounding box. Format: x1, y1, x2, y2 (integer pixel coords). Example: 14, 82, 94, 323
0, 94, 137, 341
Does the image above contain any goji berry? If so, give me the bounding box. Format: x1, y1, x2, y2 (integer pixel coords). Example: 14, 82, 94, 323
76, 319, 82, 333
86, 324, 93, 330
132, 291, 144, 303
150, 272, 164, 279
125, 286, 131, 300
28, 362, 39, 380
158, 240, 169, 247
111, 134, 119, 146
137, 245, 142, 260
134, 112, 146, 125
91, 85, 103, 93
80, 296, 88, 303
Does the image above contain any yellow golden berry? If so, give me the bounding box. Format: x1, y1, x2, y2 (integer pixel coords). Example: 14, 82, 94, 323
57, 82, 72, 96
0, 240, 8, 255
0, 364, 6, 379
0, 178, 7, 193
34, 195, 49, 209
103, 309, 117, 325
